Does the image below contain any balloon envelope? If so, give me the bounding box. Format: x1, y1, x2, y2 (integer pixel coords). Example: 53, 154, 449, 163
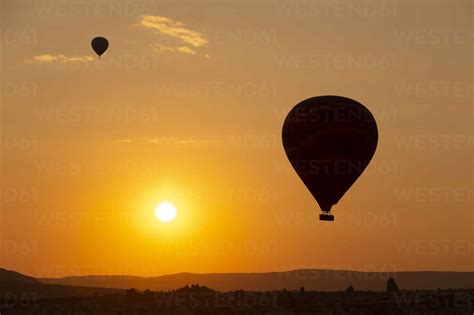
91, 37, 109, 57
282, 96, 378, 214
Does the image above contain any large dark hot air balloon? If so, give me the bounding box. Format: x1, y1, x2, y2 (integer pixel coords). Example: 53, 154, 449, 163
282, 96, 378, 221
91, 37, 109, 58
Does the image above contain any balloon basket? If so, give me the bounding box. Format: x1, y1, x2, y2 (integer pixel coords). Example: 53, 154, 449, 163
319, 213, 334, 221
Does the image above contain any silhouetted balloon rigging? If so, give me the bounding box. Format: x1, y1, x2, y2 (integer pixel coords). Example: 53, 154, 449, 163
91, 37, 109, 58
282, 96, 378, 221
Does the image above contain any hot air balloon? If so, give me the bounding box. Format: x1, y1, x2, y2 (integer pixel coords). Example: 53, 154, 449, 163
91, 37, 109, 58
282, 96, 378, 221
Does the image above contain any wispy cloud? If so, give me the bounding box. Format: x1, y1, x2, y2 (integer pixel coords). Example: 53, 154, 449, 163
137, 15, 207, 47
135, 15, 208, 56
25, 54, 94, 64
151, 43, 196, 55
112, 139, 133, 143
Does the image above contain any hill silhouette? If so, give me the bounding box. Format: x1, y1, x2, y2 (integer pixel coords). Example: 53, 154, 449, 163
0, 267, 122, 299
40, 269, 474, 291
0, 268, 40, 285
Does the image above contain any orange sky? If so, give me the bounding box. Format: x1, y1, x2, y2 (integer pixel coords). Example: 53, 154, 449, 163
1, 0, 472, 278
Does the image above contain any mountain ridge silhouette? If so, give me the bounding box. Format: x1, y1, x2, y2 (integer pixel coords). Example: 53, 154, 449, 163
0, 267, 40, 285
2, 267, 473, 314
38, 269, 474, 291
0, 267, 122, 298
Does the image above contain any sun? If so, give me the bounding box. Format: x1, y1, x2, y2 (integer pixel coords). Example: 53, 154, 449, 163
155, 201, 177, 223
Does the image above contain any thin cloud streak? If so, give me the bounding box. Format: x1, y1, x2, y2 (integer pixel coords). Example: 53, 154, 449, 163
136, 15, 208, 48
25, 54, 94, 64
151, 43, 196, 55
135, 15, 209, 57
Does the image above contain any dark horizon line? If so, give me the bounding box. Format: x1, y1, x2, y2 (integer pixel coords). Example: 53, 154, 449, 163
3, 267, 471, 280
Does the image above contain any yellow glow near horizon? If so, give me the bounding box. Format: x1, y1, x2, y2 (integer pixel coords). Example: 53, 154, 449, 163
155, 201, 177, 223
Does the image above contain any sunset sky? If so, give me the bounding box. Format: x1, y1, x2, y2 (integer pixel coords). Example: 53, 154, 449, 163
1, 0, 472, 278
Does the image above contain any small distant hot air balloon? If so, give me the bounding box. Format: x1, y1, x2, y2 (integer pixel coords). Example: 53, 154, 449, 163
282, 96, 378, 221
91, 37, 109, 58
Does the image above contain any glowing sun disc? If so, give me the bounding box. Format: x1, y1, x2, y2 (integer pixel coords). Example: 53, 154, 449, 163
155, 201, 177, 223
